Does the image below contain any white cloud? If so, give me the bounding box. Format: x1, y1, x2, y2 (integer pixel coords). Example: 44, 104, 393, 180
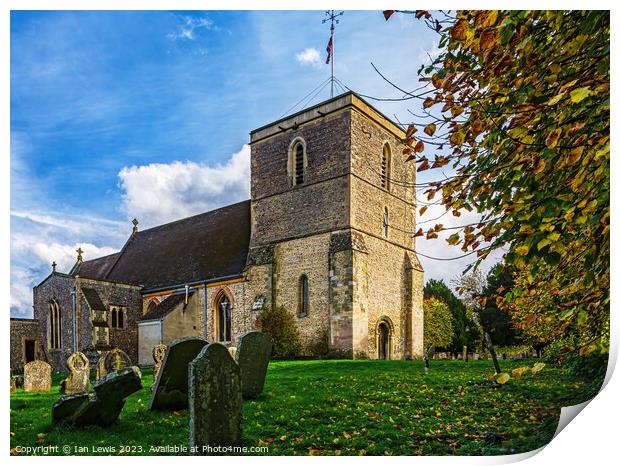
296, 47, 322, 68
118, 144, 250, 228
167, 14, 217, 41
10, 221, 123, 316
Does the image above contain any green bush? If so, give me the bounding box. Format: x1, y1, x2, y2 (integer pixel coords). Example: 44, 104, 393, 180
259, 306, 302, 358
423, 298, 454, 349
307, 328, 329, 358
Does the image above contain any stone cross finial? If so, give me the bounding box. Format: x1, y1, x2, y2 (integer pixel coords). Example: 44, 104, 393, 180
76, 247, 83, 263
132, 218, 139, 234
52, 261, 57, 272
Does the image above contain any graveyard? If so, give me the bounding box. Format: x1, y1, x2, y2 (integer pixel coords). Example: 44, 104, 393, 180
10, 356, 600, 456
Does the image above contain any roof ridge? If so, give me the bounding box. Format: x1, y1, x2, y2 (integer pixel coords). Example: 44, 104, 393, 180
103, 229, 138, 281
135, 199, 251, 235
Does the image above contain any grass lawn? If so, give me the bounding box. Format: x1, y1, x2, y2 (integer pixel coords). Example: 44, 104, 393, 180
10, 358, 601, 456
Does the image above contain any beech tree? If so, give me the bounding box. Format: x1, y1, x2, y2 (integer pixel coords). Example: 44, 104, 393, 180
385, 10, 610, 354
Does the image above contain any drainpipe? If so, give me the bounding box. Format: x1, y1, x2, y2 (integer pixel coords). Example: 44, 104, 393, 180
202, 284, 208, 339
70, 288, 77, 352
160, 319, 164, 345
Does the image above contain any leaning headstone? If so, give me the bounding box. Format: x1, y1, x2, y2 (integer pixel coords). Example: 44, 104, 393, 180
235, 331, 272, 399
52, 366, 142, 427
60, 352, 90, 395
152, 344, 167, 383
149, 337, 208, 411
189, 343, 242, 455
104, 348, 131, 374
23, 360, 52, 392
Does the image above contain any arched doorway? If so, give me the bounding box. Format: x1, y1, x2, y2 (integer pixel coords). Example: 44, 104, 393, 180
378, 321, 391, 360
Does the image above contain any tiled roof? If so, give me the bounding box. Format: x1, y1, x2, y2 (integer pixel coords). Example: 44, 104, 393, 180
70, 253, 121, 280
82, 287, 107, 311
138, 291, 194, 322
69, 200, 251, 290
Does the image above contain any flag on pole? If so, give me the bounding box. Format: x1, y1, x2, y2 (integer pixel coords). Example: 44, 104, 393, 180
325, 33, 333, 64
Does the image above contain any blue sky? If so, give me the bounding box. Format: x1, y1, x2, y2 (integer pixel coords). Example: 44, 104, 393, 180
10, 10, 494, 317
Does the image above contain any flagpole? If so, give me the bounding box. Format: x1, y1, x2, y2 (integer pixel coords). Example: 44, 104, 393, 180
323, 10, 343, 99
331, 26, 334, 98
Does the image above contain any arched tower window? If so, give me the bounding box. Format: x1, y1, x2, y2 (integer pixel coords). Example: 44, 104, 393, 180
215, 292, 232, 342
381, 143, 391, 190
111, 309, 118, 328
383, 207, 389, 237
298, 274, 309, 317
48, 300, 61, 349
118, 309, 124, 328
288, 138, 307, 186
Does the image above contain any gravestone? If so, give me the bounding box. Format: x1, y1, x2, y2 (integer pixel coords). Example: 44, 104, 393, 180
152, 344, 167, 383
52, 366, 142, 427
189, 343, 242, 455
235, 331, 272, 399
104, 348, 132, 374
23, 360, 52, 392
96, 351, 108, 379
82, 345, 101, 370
149, 337, 208, 411
10, 371, 16, 393
60, 352, 90, 395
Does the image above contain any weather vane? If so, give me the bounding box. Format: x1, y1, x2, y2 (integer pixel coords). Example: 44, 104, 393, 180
322, 10, 344, 98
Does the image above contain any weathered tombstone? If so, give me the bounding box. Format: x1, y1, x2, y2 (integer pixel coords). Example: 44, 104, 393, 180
52, 366, 142, 427
149, 337, 208, 411
60, 352, 90, 395
463, 345, 468, 362
96, 351, 108, 379
23, 360, 52, 392
424, 346, 435, 372
104, 348, 132, 374
10, 371, 16, 393
235, 331, 272, 399
152, 344, 167, 383
189, 343, 242, 455
82, 345, 101, 371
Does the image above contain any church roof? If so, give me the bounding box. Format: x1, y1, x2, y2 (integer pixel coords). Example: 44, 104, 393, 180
71, 252, 121, 280
81, 287, 106, 311
83, 200, 252, 290
139, 291, 194, 322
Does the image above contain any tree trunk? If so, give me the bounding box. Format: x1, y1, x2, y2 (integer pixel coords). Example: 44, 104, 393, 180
484, 332, 501, 374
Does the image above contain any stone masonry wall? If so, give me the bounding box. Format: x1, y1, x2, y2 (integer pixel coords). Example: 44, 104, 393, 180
78, 278, 142, 365
250, 110, 351, 247
10, 318, 40, 372
272, 233, 331, 354
33, 273, 76, 371
162, 293, 201, 343
349, 108, 423, 359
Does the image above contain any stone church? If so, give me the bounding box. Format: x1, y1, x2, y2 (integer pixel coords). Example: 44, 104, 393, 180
13, 92, 424, 371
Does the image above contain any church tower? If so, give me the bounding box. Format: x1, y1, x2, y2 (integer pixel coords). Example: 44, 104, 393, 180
247, 92, 424, 359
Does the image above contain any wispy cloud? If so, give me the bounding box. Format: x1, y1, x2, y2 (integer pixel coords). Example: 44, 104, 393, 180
118, 144, 250, 228
296, 47, 322, 68
167, 13, 217, 41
